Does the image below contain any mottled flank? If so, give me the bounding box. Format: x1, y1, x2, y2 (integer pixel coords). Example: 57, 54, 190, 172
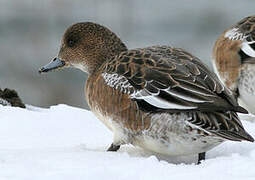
0, 88, 25, 108
40, 22, 254, 160
213, 15, 255, 114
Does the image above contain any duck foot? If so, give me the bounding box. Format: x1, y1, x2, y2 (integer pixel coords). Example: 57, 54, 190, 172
197, 152, 206, 164
107, 143, 120, 152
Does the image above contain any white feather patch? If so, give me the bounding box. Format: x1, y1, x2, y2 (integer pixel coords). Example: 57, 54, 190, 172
133, 89, 197, 110
102, 73, 134, 94
142, 96, 196, 109
167, 90, 208, 103
102, 72, 198, 110
241, 43, 255, 57
224, 28, 247, 40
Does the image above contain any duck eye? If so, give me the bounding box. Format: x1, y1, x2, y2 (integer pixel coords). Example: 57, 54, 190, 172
67, 39, 75, 47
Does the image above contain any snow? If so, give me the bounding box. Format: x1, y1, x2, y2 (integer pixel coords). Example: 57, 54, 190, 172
0, 104, 255, 180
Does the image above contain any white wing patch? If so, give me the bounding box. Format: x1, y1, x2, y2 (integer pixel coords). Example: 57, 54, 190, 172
224, 28, 247, 40
241, 42, 255, 57
102, 73, 197, 110
167, 90, 209, 103
133, 86, 198, 110
140, 96, 196, 109
225, 28, 255, 58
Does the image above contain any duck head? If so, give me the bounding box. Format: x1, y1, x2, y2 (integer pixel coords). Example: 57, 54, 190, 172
39, 22, 127, 74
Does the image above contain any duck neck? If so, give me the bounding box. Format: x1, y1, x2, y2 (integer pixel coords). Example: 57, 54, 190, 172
88, 40, 127, 74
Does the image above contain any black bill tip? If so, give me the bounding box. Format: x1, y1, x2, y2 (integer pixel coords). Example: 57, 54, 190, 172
39, 57, 65, 74
38, 67, 48, 74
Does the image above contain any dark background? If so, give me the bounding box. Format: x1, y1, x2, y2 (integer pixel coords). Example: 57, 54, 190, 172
0, 0, 254, 109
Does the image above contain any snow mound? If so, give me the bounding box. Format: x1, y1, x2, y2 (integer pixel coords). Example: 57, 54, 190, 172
0, 104, 255, 180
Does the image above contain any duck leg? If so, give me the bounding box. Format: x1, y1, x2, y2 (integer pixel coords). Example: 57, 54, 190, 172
107, 143, 120, 152
197, 152, 206, 164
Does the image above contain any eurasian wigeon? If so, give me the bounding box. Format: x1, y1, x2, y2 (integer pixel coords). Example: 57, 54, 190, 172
213, 15, 255, 114
39, 22, 254, 164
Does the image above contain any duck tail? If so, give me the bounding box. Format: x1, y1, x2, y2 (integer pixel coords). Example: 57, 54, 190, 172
234, 105, 249, 114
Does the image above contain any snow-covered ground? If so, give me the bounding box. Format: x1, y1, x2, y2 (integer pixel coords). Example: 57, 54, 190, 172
0, 104, 255, 180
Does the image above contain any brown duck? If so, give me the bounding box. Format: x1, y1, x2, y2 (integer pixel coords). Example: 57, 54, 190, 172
213, 15, 255, 114
39, 22, 254, 164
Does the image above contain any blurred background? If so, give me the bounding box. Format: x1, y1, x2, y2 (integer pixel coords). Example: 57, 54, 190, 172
0, 0, 255, 109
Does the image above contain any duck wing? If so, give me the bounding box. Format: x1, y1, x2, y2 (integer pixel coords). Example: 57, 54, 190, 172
101, 46, 253, 142
102, 46, 246, 113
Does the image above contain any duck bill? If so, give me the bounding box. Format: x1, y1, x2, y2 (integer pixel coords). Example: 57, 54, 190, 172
39, 57, 65, 73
